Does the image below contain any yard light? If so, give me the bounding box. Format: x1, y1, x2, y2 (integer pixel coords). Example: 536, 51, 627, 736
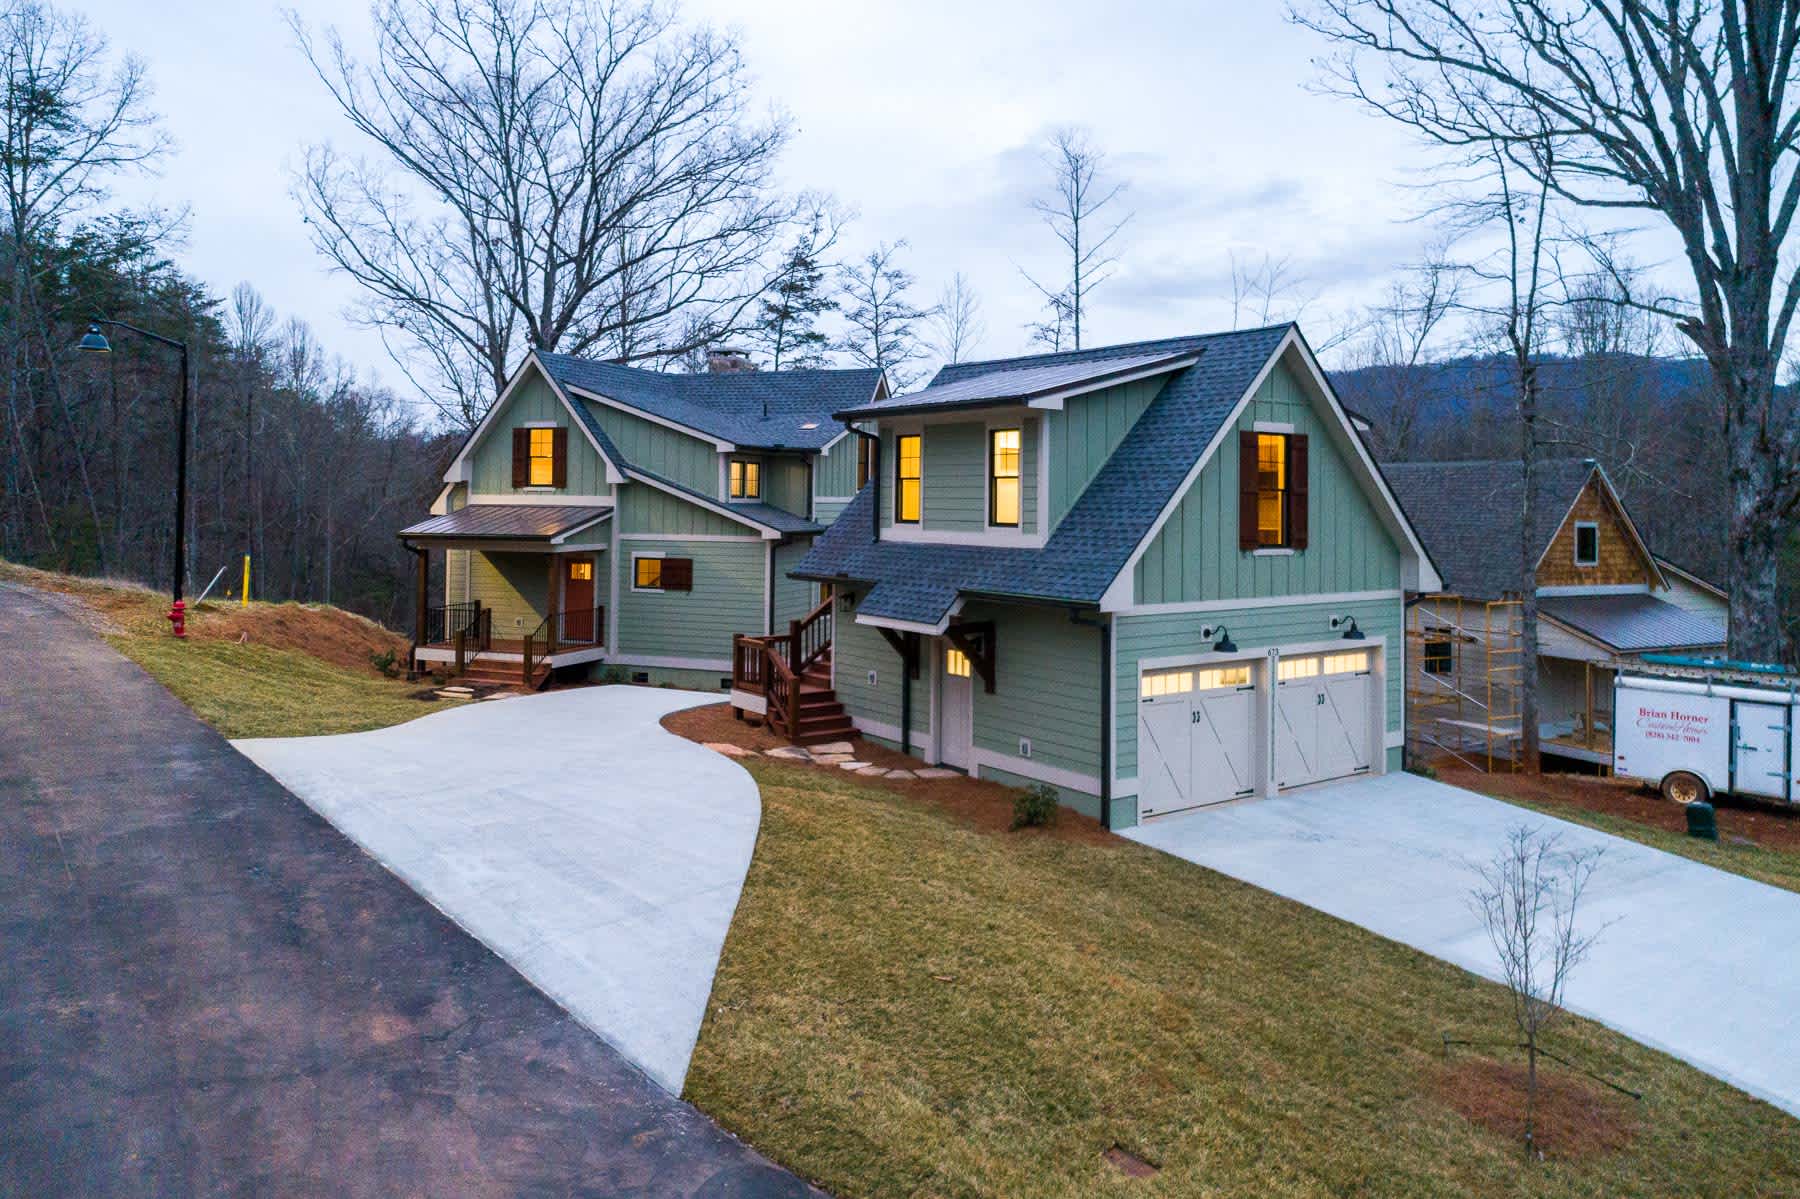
77, 317, 191, 637
1332, 615, 1366, 641
1204, 624, 1238, 654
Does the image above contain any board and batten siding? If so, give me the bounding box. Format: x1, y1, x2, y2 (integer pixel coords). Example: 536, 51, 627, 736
960, 600, 1100, 786
876, 415, 1038, 535
619, 483, 751, 537
761, 455, 811, 517
615, 537, 763, 663
773, 538, 819, 625
1045, 377, 1164, 528
812, 433, 861, 515
581, 398, 718, 494
1133, 360, 1400, 603
833, 592, 931, 744
1112, 595, 1406, 801
470, 372, 611, 497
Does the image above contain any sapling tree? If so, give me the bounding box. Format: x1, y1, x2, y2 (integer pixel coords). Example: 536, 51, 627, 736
1470, 824, 1607, 1159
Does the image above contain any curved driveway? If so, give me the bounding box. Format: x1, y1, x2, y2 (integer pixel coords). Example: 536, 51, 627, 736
237, 685, 759, 1095
0, 584, 807, 1196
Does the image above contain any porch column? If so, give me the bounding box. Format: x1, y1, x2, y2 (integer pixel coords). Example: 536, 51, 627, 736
408, 542, 428, 671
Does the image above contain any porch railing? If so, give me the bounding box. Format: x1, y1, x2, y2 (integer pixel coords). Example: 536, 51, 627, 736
426, 600, 483, 647
788, 594, 833, 676
522, 605, 605, 688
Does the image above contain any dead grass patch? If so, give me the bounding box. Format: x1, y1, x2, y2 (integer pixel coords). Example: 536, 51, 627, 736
1434, 1056, 1638, 1160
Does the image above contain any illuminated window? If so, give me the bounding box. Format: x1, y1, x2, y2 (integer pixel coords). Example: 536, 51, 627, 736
946, 647, 972, 678
1278, 656, 1320, 682
1320, 651, 1370, 675
1142, 664, 1251, 697
729, 459, 761, 499
528, 427, 556, 486
1256, 432, 1286, 546
895, 434, 921, 523
1280, 652, 1370, 681
568, 561, 593, 582
989, 428, 1021, 527
634, 557, 662, 589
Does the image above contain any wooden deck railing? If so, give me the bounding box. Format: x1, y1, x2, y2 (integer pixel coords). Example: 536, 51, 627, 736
732, 597, 834, 736
523, 606, 605, 687
788, 595, 833, 676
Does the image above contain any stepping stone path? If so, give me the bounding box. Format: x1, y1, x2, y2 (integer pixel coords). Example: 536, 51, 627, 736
703, 738, 939, 783
702, 742, 752, 757
915, 768, 961, 779
836, 761, 872, 771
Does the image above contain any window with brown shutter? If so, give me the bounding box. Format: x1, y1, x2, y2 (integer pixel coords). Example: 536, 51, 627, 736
1239, 429, 1307, 550
1286, 433, 1308, 549
632, 554, 693, 592
1237, 431, 1260, 551
511, 428, 529, 488
550, 427, 568, 488
660, 557, 693, 590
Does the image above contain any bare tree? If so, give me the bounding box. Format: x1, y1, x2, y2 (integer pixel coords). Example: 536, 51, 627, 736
1022, 126, 1129, 350
1229, 250, 1315, 329
290, 0, 795, 427
1295, 0, 1800, 663
1470, 825, 1606, 1159
1025, 289, 1073, 352
836, 241, 933, 389
930, 271, 985, 364
1348, 248, 1460, 458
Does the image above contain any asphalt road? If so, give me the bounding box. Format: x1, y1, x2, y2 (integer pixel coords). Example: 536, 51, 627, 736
0, 584, 814, 1198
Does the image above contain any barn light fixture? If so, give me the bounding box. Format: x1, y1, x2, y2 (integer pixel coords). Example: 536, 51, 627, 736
1332, 615, 1366, 641
78, 324, 112, 353
1203, 624, 1238, 654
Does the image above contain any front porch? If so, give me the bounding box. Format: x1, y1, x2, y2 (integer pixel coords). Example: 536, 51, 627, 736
413, 599, 607, 688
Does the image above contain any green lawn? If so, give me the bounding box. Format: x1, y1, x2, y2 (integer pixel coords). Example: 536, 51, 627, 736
687, 760, 1800, 1198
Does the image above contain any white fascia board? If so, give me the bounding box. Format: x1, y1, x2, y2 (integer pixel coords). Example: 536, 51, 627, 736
1100, 329, 1443, 611
441, 357, 539, 483
549, 511, 614, 543
467, 494, 615, 507
1537, 583, 1650, 597
853, 608, 957, 636
1654, 557, 1727, 598
530, 357, 629, 484
428, 483, 455, 516
622, 469, 784, 539
1023, 355, 1201, 410
562, 381, 737, 452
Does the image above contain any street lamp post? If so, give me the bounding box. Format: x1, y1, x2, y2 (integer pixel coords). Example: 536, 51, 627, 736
79, 321, 191, 637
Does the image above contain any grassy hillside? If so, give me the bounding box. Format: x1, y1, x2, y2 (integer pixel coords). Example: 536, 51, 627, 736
685, 752, 1800, 1199
2, 562, 453, 738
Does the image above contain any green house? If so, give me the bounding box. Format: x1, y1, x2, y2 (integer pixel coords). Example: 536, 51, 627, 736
787, 325, 1441, 830
399, 349, 885, 698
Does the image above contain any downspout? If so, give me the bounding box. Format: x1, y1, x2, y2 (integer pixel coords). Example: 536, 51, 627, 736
847, 424, 880, 542
1069, 608, 1113, 830
765, 539, 777, 635
901, 631, 914, 757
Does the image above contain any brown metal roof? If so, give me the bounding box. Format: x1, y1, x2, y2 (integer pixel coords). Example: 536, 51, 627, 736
399, 505, 611, 542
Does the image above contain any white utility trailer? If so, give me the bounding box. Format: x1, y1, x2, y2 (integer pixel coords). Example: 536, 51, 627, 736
1614, 656, 1800, 805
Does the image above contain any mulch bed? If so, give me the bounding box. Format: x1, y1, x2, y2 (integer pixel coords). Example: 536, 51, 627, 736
1434, 1055, 1638, 1160
1438, 764, 1800, 853
662, 702, 1117, 845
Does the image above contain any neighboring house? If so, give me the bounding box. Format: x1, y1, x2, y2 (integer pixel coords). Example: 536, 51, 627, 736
399, 348, 886, 691
1384, 457, 1729, 768
777, 324, 1441, 831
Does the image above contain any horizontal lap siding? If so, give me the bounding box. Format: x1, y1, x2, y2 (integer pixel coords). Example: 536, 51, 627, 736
834, 593, 929, 735
445, 550, 470, 604
469, 551, 550, 637
616, 539, 763, 662
471, 372, 610, 496
963, 601, 1101, 779
812, 498, 850, 525
1113, 596, 1404, 781
1046, 378, 1163, 528
774, 538, 818, 625
1134, 360, 1400, 604
584, 399, 718, 494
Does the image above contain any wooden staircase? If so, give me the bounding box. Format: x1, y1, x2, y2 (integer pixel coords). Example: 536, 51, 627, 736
451, 655, 551, 692
790, 650, 854, 745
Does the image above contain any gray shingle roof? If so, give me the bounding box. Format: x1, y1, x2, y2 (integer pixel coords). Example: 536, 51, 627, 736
835, 348, 1200, 419
400, 505, 611, 541
1540, 593, 1726, 652
1383, 459, 1599, 598
793, 325, 1296, 625
625, 466, 822, 536
536, 351, 883, 451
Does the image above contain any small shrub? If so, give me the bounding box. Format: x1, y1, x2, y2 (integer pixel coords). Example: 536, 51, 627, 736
369, 648, 400, 678
1012, 783, 1060, 830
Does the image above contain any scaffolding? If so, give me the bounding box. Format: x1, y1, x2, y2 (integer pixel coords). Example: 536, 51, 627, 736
1406, 596, 1524, 772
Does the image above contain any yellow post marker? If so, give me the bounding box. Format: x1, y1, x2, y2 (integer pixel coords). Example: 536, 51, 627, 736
241, 554, 251, 607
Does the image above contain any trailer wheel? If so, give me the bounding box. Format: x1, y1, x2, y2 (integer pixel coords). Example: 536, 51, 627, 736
1660, 771, 1709, 805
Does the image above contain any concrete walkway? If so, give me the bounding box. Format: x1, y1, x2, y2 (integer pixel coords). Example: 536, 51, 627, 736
237, 686, 758, 1095
1125, 770, 1800, 1117
0, 583, 810, 1197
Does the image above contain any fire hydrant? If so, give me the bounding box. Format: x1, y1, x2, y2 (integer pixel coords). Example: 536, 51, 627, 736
168, 599, 187, 638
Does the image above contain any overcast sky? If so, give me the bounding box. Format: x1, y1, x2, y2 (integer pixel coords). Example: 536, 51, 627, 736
89, 0, 1469, 410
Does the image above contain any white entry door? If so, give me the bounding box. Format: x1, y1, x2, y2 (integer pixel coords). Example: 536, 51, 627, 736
939, 644, 974, 771
1276, 650, 1375, 790
1137, 663, 1258, 818
1732, 701, 1791, 800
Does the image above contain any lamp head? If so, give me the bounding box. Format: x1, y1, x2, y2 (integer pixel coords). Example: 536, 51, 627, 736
1204, 624, 1238, 655
1332, 615, 1366, 641
78, 324, 111, 353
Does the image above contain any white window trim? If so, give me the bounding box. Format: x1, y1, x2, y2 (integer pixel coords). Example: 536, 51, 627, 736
727, 456, 763, 503
892, 429, 924, 525
1573, 520, 1601, 567
629, 550, 675, 594
985, 420, 1025, 532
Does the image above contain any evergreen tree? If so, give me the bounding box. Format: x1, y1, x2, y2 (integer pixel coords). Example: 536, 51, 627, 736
752, 212, 838, 370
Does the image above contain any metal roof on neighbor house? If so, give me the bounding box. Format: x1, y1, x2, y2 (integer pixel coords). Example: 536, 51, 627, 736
535, 351, 883, 451
399, 505, 611, 542
794, 325, 1297, 626
833, 348, 1200, 419
1540, 593, 1726, 652
1383, 458, 1599, 598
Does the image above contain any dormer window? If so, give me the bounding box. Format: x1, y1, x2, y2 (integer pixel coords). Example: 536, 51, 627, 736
989, 428, 1021, 527
729, 459, 761, 500
1574, 521, 1600, 567
894, 434, 921, 523
1237, 429, 1308, 551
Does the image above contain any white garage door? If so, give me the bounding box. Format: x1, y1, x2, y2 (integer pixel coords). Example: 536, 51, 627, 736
1138, 664, 1258, 818
1275, 650, 1375, 790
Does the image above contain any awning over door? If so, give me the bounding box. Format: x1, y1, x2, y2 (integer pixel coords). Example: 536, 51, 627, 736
400, 504, 611, 546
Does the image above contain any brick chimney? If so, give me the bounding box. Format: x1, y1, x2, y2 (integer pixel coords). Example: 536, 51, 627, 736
706, 346, 757, 374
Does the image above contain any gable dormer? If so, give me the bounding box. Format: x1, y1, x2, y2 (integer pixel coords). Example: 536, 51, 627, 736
1534, 466, 1665, 594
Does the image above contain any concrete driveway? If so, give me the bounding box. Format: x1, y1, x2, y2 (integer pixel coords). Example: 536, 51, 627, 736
236, 686, 758, 1094
1125, 770, 1800, 1117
